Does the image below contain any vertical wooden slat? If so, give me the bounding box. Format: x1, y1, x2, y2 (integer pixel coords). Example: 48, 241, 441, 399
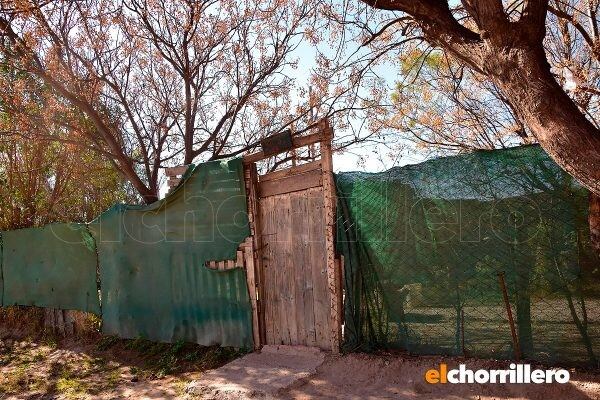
284, 193, 298, 345
291, 191, 309, 345
244, 163, 266, 346
272, 196, 285, 344
261, 196, 277, 344
320, 119, 341, 353
270, 193, 290, 345
303, 189, 318, 346
267, 195, 280, 344
308, 189, 329, 348
243, 238, 261, 349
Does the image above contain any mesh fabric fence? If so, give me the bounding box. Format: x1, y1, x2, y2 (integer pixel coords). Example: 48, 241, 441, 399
336, 145, 600, 367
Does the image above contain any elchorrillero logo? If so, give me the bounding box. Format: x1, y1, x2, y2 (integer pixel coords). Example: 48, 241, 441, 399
425, 363, 570, 384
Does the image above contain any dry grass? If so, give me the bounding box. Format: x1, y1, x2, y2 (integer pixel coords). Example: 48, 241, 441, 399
0, 306, 99, 339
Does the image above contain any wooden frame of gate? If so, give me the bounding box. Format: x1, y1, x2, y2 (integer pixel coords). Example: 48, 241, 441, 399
241, 118, 342, 353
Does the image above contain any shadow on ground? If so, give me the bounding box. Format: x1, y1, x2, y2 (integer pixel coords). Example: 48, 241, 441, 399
1, 334, 599, 399
0, 333, 244, 399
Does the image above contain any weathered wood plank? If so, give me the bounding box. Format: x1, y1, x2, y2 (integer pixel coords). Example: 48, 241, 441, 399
260, 195, 274, 345
260, 161, 322, 183
279, 193, 297, 345
258, 169, 322, 198
308, 189, 330, 349
266, 195, 280, 345
273, 195, 286, 345
245, 163, 266, 345
291, 190, 313, 346
320, 118, 340, 353
243, 238, 261, 350
205, 255, 242, 270
259, 193, 274, 345
336, 255, 344, 325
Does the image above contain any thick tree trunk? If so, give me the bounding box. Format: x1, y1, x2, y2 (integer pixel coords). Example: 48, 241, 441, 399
483, 45, 600, 195
360, 0, 600, 196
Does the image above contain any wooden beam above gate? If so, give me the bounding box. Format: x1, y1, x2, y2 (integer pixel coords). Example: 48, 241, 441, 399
242, 127, 333, 165
260, 160, 321, 182
258, 161, 323, 198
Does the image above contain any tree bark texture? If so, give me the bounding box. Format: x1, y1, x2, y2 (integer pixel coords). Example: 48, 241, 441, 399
590, 193, 600, 255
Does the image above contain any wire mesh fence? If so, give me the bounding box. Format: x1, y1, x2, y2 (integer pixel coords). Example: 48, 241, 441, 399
336, 145, 600, 368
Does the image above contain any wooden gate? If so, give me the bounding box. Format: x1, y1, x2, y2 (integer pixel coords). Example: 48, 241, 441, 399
242, 119, 342, 352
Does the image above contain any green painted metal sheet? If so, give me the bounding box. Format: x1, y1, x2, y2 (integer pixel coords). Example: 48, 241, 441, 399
1, 223, 100, 313
89, 158, 253, 348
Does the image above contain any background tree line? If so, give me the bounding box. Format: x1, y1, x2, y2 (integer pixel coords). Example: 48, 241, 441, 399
1, 0, 600, 234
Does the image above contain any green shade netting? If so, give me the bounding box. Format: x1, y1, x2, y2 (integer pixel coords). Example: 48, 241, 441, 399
336, 145, 600, 367
1, 223, 100, 314
88, 158, 252, 348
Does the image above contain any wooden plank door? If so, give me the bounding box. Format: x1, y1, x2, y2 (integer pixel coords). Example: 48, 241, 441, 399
242, 118, 341, 352
258, 177, 332, 349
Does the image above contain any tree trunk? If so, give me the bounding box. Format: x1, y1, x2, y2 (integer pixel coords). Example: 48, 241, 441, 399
510, 224, 534, 358
359, 1, 600, 196
485, 45, 600, 195
590, 193, 600, 256
515, 286, 533, 357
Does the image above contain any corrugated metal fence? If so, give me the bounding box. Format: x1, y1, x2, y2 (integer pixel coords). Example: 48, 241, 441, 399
0, 158, 253, 348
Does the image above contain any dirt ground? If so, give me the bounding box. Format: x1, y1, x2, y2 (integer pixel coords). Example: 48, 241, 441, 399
1, 336, 600, 399
0, 335, 243, 399
281, 353, 600, 400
